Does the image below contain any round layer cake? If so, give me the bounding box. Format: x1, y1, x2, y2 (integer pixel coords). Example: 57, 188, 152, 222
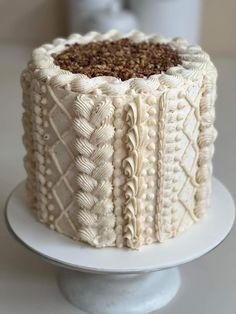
21, 30, 217, 249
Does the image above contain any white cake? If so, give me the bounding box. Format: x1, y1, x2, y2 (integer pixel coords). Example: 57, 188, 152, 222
21, 30, 217, 249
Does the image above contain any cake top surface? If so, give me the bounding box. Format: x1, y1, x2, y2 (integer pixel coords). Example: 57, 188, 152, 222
31, 31, 214, 94
52, 38, 182, 81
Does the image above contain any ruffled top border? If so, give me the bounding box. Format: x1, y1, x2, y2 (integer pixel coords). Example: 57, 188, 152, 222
30, 30, 216, 95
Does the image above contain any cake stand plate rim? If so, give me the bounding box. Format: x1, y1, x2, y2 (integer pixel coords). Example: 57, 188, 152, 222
5, 177, 235, 274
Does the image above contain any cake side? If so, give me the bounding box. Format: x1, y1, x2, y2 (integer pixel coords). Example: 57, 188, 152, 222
73, 94, 116, 247
21, 30, 217, 249
21, 67, 36, 211
195, 62, 217, 218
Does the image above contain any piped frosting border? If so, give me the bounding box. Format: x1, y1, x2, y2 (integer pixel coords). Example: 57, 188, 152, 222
30, 30, 215, 95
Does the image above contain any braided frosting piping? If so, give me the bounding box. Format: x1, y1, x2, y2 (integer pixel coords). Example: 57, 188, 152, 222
73, 94, 116, 247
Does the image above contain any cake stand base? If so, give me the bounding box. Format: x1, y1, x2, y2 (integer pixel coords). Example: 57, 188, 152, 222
5, 177, 235, 314
58, 268, 180, 314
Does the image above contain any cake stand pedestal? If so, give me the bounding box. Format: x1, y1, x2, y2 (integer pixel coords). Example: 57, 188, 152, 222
5, 178, 235, 314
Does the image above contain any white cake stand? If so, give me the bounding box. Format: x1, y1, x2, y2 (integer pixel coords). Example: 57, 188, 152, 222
5, 177, 235, 314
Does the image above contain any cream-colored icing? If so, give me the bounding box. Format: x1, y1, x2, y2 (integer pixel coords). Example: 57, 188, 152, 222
21, 30, 217, 249
21, 70, 36, 209
122, 96, 149, 249
141, 95, 159, 246
112, 96, 128, 248
195, 63, 217, 218
73, 94, 116, 247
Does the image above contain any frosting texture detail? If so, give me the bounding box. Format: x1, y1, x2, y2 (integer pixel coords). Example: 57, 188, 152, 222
123, 96, 148, 249
21, 30, 217, 249
195, 65, 217, 217
73, 94, 116, 247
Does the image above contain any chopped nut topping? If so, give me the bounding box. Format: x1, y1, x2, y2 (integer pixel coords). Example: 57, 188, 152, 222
53, 38, 182, 81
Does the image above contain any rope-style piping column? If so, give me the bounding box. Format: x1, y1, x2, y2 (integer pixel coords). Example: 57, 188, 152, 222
29, 78, 48, 223
112, 96, 128, 248
123, 96, 148, 249
195, 67, 217, 217
155, 93, 168, 241
73, 94, 116, 247
21, 69, 36, 210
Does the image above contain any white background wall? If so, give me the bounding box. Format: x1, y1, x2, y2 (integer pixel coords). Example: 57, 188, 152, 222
0, 0, 235, 55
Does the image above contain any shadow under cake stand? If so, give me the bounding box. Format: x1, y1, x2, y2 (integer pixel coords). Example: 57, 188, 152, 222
5, 177, 235, 314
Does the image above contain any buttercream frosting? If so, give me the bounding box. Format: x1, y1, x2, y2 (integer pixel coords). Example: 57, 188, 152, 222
21, 30, 217, 249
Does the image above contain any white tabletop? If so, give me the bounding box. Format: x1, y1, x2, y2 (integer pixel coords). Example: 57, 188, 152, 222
0, 43, 236, 313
